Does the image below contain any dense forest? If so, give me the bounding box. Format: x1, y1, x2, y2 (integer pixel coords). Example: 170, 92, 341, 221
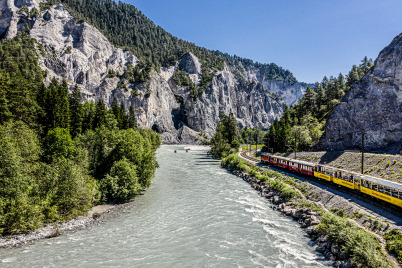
0, 32, 160, 235
262, 57, 374, 153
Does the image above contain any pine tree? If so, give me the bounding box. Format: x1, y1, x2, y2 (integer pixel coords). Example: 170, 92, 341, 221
82, 101, 96, 133
128, 105, 137, 129
120, 101, 128, 129
93, 99, 107, 129
0, 74, 12, 124
69, 84, 83, 137
302, 86, 316, 115
58, 79, 70, 130
110, 97, 121, 127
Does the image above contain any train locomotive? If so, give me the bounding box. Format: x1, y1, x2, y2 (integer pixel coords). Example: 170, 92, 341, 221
260, 153, 402, 208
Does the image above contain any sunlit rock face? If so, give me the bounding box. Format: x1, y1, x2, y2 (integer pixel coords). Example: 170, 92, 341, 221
2, 0, 296, 144
319, 33, 402, 151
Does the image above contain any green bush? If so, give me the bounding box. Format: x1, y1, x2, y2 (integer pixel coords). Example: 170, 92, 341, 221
384, 229, 402, 264
317, 213, 388, 268
100, 158, 141, 203
280, 186, 298, 201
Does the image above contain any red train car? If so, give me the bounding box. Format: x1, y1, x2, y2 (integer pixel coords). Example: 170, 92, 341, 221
277, 157, 288, 169
288, 160, 299, 172
261, 153, 270, 164
269, 156, 278, 165
289, 159, 314, 176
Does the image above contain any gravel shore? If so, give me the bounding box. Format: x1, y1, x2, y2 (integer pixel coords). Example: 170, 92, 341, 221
0, 203, 128, 248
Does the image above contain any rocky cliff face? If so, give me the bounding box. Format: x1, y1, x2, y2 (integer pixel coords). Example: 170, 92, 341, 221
233, 64, 306, 106
319, 33, 402, 151
1, 0, 295, 144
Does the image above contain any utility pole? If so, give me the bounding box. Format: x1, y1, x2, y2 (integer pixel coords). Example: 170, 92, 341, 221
294, 132, 298, 159
249, 132, 252, 152
255, 131, 258, 153
359, 132, 366, 174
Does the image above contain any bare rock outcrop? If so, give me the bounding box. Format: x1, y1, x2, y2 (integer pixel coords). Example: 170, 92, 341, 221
229, 63, 307, 106
183, 63, 285, 136
2, 0, 298, 144
319, 33, 402, 151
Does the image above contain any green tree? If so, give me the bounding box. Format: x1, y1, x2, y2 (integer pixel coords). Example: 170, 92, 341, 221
93, 99, 107, 129
82, 101, 96, 133
100, 158, 141, 203
120, 101, 128, 129
128, 105, 137, 129
110, 97, 121, 127
42, 128, 76, 163
69, 85, 83, 137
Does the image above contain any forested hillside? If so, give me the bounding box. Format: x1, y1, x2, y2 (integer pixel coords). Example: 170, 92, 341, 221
214, 51, 298, 84
0, 32, 160, 235
263, 57, 374, 152
40, 0, 297, 86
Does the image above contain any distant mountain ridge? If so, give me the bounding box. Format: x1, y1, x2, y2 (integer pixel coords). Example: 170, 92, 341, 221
0, 0, 308, 143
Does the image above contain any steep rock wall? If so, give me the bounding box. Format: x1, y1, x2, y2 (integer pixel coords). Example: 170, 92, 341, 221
319, 33, 402, 151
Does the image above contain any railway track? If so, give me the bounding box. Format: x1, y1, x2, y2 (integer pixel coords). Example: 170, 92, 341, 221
239, 150, 402, 218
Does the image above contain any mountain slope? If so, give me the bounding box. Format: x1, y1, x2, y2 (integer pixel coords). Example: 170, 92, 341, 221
0, 0, 307, 143
319, 33, 402, 151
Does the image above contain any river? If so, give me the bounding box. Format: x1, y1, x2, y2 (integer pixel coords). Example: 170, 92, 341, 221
0, 145, 329, 267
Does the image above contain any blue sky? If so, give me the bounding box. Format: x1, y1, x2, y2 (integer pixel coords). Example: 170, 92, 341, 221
127, 0, 401, 83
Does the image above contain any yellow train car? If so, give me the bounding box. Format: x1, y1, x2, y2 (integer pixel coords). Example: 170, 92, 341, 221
332, 177, 356, 190
314, 165, 332, 182
360, 175, 402, 207
264, 154, 402, 208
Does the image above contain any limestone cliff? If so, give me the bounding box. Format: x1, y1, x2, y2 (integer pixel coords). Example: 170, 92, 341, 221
319, 33, 402, 151
1, 0, 298, 144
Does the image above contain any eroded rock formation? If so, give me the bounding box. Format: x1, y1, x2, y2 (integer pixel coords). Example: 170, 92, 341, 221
1, 0, 307, 144
319, 33, 402, 151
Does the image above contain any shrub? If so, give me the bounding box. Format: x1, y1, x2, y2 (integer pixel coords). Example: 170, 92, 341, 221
281, 186, 298, 201
65, 46, 72, 54
100, 158, 141, 203
384, 229, 402, 264
317, 213, 388, 268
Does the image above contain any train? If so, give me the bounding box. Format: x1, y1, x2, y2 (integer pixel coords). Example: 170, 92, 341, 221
260, 153, 402, 208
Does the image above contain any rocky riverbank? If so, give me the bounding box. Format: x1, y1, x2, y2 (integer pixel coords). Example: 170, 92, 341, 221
0, 204, 128, 248
227, 167, 357, 268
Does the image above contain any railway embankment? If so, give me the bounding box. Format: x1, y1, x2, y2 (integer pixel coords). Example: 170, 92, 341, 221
277, 151, 402, 182
226, 153, 401, 268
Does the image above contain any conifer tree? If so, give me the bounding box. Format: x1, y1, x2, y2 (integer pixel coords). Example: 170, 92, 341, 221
128, 105, 137, 129
0, 74, 12, 124
110, 97, 121, 127
82, 101, 96, 133
93, 99, 107, 129
57, 79, 70, 130
120, 101, 128, 129
69, 85, 83, 137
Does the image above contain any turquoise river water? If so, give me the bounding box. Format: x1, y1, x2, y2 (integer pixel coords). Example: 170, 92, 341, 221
0, 145, 330, 267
